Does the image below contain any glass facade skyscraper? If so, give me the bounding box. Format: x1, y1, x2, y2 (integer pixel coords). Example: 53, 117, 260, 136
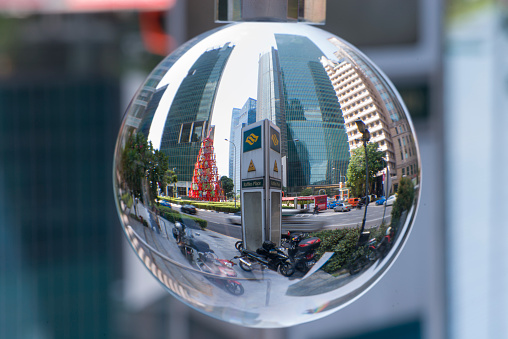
139, 84, 167, 137
273, 34, 350, 191
159, 43, 234, 182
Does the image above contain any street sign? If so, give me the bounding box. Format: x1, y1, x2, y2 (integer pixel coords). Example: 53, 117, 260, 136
240, 119, 282, 250
242, 179, 264, 189
270, 126, 280, 153
243, 125, 262, 152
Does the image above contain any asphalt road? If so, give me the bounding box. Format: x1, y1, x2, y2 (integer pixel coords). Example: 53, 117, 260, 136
178, 203, 393, 239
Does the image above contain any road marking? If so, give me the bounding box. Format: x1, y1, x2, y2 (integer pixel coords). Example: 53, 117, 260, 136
324, 216, 392, 228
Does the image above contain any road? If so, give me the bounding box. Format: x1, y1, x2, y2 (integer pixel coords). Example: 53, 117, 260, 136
177, 203, 393, 239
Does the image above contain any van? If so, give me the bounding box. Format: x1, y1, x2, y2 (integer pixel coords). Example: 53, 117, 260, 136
348, 198, 361, 207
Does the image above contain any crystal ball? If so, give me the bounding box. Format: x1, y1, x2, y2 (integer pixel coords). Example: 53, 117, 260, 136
113, 22, 421, 328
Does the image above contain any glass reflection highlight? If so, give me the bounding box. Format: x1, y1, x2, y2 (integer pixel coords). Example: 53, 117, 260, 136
114, 22, 421, 328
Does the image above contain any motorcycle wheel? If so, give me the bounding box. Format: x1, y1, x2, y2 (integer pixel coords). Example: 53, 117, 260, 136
279, 261, 295, 277
224, 281, 245, 296
235, 241, 243, 251
239, 259, 252, 272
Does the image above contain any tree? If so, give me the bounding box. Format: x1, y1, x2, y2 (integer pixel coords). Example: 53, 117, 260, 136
391, 176, 415, 221
163, 168, 178, 197
300, 187, 313, 196
346, 142, 386, 197
120, 132, 170, 211
220, 176, 234, 199
146, 147, 170, 205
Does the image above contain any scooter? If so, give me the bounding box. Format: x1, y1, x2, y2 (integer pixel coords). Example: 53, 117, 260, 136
197, 252, 244, 296
235, 241, 295, 277
282, 232, 321, 272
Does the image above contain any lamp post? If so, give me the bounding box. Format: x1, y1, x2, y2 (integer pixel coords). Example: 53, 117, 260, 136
355, 119, 371, 236
225, 138, 237, 208
172, 167, 177, 198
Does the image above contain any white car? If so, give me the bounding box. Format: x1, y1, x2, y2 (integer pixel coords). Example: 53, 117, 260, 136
227, 211, 241, 225
385, 195, 397, 206
333, 203, 351, 212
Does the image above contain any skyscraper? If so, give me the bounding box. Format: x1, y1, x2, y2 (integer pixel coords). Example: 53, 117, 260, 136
325, 38, 419, 192
228, 98, 257, 192
139, 84, 168, 138
159, 43, 234, 182
257, 47, 288, 157
273, 34, 349, 192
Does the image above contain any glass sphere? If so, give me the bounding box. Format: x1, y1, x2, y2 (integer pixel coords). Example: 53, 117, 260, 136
113, 22, 421, 328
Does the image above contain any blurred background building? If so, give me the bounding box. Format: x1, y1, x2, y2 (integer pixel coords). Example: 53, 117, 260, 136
0, 0, 506, 338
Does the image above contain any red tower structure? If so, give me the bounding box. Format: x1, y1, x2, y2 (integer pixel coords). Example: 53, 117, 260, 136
189, 136, 225, 202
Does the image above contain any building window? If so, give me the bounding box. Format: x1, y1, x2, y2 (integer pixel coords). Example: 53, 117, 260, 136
179, 123, 192, 143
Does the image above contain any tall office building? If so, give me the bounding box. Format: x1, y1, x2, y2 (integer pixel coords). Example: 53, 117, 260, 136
325, 38, 419, 192
228, 108, 241, 180
139, 84, 168, 137
228, 98, 257, 192
257, 47, 288, 157
273, 34, 349, 192
159, 43, 234, 183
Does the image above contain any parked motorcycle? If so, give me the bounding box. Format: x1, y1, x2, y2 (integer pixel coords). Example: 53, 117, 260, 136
197, 252, 244, 296
172, 221, 211, 262
235, 241, 295, 277
349, 228, 393, 275
282, 232, 321, 272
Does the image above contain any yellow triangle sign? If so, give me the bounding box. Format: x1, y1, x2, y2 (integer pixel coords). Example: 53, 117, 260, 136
273, 160, 278, 172
248, 160, 256, 172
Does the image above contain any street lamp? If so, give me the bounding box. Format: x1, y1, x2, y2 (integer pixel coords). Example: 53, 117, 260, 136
333, 167, 346, 185
225, 138, 237, 208
172, 167, 177, 198
355, 119, 371, 237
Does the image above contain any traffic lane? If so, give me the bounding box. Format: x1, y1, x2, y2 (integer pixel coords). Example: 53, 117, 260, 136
184, 209, 242, 239
206, 221, 242, 239
321, 204, 392, 229
180, 204, 392, 238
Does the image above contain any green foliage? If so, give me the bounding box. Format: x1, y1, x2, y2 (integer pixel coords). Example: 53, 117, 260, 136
121, 192, 133, 209
157, 206, 208, 230
391, 177, 415, 221
163, 169, 178, 194
159, 197, 241, 213
300, 187, 313, 196
346, 142, 386, 197
220, 176, 234, 198
309, 224, 392, 274
130, 214, 149, 227
310, 228, 362, 273
120, 132, 170, 206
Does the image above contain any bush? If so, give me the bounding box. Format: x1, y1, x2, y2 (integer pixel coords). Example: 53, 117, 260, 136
158, 206, 208, 230
130, 214, 148, 227
121, 193, 133, 209
158, 196, 241, 213
309, 223, 393, 274
309, 227, 362, 274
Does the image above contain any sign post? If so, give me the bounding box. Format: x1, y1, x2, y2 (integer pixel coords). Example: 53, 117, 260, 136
241, 119, 282, 250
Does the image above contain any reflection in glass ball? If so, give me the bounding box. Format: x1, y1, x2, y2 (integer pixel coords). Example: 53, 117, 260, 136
113, 22, 421, 328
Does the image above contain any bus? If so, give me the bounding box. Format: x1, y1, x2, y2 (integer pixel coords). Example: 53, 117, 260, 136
313, 195, 327, 211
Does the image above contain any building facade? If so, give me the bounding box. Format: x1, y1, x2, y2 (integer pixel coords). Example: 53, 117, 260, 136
159, 43, 234, 185
228, 98, 257, 194
323, 38, 419, 193
272, 34, 350, 194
